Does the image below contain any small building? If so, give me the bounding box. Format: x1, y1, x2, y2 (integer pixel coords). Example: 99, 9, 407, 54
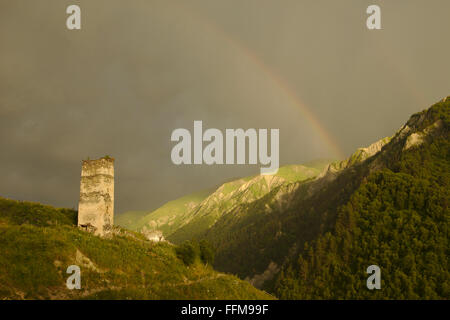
143, 229, 165, 242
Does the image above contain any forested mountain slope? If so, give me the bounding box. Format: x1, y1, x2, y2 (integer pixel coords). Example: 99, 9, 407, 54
200, 97, 449, 299
119, 97, 448, 299
274, 97, 449, 299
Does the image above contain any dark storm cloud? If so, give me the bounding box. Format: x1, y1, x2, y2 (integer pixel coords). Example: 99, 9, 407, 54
1, 0, 449, 212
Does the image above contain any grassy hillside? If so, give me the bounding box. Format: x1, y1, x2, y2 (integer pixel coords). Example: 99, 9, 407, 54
166, 164, 327, 243
116, 189, 212, 236
114, 210, 147, 231
115, 181, 253, 236
0, 197, 274, 300
118, 163, 329, 244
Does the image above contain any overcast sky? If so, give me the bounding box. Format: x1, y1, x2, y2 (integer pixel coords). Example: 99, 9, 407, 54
1, 0, 449, 213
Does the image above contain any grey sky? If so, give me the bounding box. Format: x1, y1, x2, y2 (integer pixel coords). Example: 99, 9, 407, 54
1, 0, 449, 213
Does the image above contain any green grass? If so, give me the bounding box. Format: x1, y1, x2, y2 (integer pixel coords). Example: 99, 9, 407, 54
114, 210, 147, 230
117, 190, 212, 235
0, 197, 274, 300
0, 197, 77, 227
275, 165, 321, 182
119, 162, 332, 245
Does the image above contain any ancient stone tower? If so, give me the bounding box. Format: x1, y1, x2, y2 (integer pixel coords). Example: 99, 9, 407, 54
78, 157, 114, 236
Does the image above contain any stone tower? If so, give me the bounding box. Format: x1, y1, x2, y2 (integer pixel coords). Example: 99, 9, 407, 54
78, 157, 114, 236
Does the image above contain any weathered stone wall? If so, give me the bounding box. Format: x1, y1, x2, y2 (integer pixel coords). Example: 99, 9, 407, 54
78, 157, 114, 236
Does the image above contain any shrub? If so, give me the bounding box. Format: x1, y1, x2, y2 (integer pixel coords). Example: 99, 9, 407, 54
175, 241, 199, 266
199, 240, 215, 265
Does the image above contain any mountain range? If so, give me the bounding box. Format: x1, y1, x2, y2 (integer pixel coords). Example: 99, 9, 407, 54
119, 96, 449, 299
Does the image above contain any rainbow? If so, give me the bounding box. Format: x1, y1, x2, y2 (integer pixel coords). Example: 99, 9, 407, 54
239, 48, 346, 160
170, 3, 346, 160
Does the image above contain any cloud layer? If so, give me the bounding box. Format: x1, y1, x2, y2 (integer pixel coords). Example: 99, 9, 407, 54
1, 0, 449, 212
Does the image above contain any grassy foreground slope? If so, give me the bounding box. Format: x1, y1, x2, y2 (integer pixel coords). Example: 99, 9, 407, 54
0, 197, 273, 300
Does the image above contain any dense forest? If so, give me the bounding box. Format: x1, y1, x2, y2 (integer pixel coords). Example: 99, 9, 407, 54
274, 99, 449, 299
